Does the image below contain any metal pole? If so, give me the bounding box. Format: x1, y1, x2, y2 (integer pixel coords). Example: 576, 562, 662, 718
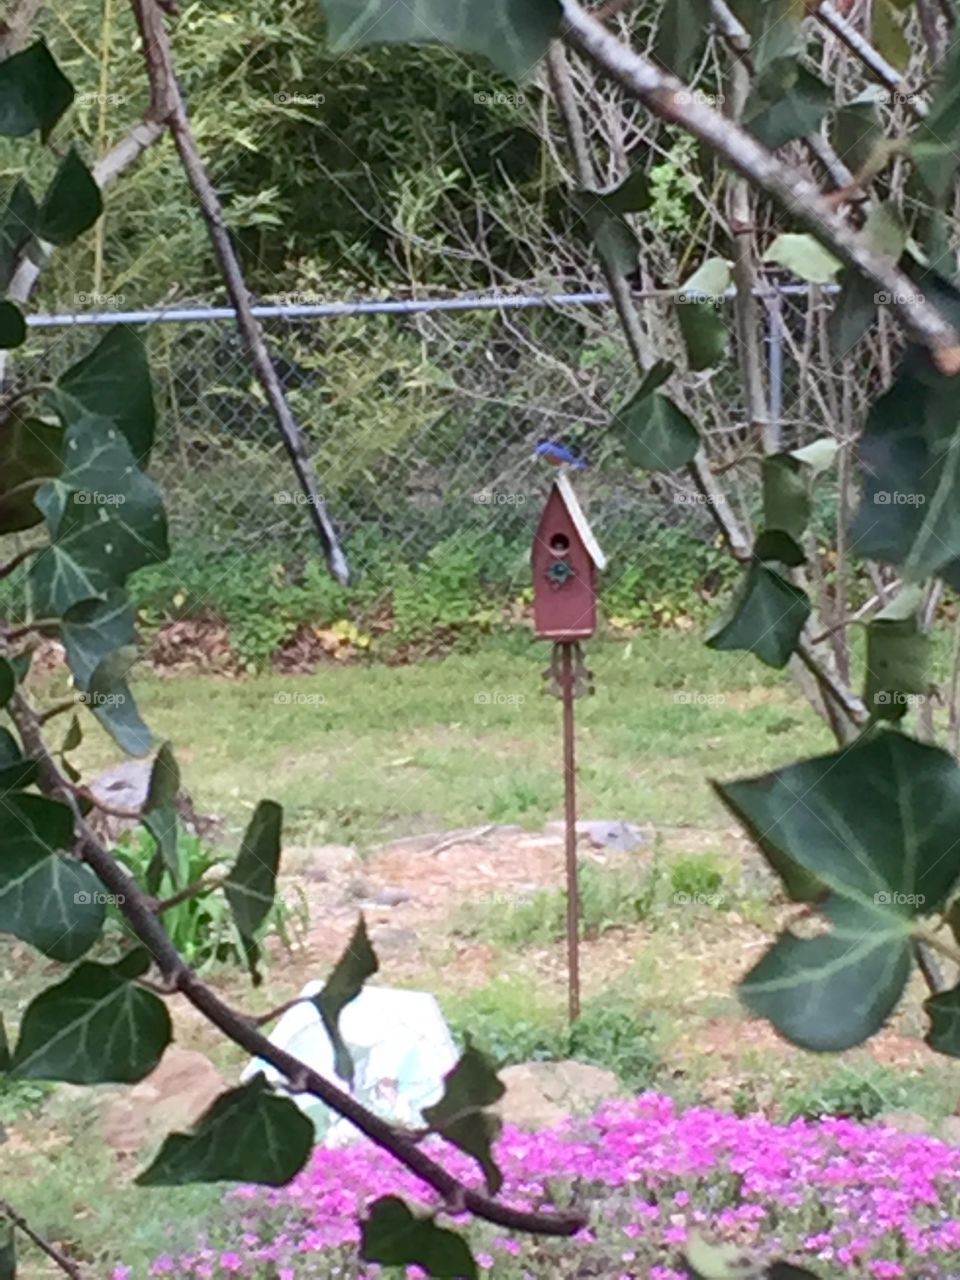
561, 642, 581, 1024
766, 293, 784, 453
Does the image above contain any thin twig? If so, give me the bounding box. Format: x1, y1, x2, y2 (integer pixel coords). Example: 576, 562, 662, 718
0, 544, 43, 579
130, 0, 349, 585
6, 689, 585, 1240
546, 44, 752, 558
0, 1200, 84, 1279
559, 0, 960, 369
64, 778, 144, 819
153, 874, 225, 914
813, 0, 927, 118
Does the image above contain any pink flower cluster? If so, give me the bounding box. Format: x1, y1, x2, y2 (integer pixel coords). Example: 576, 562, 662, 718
127, 1093, 960, 1279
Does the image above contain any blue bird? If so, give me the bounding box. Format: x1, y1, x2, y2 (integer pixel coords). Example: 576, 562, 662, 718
534, 438, 587, 469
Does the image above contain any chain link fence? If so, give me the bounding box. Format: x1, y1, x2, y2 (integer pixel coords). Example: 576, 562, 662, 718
8, 285, 857, 637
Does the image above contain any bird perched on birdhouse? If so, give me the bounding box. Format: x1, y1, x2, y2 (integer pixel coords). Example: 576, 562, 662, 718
532, 472, 606, 641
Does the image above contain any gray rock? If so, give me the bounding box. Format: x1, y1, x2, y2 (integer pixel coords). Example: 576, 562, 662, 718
87, 759, 216, 844
544, 819, 649, 854
366, 887, 416, 907
496, 1060, 623, 1130
940, 1116, 960, 1145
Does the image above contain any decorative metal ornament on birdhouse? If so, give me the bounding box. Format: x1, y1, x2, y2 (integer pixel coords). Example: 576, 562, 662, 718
532, 472, 607, 641
531, 473, 606, 1025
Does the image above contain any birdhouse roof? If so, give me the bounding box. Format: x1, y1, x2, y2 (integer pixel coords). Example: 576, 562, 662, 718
553, 472, 607, 571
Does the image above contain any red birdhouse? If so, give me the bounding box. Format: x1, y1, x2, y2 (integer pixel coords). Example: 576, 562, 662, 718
532, 474, 607, 640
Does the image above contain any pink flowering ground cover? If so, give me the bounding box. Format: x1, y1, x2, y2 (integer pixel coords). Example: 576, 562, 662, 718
122, 1093, 960, 1280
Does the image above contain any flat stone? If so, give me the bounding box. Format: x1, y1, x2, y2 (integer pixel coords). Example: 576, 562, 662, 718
103, 1047, 226, 1156
496, 1060, 623, 1130
940, 1116, 960, 1145
544, 819, 650, 853
365, 887, 416, 907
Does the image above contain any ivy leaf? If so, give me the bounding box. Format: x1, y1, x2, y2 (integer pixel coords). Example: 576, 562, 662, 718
764, 234, 841, 285
60, 593, 152, 757
143, 743, 181, 884
828, 205, 905, 354
0, 414, 63, 534
60, 714, 82, 754
0, 42, 74, 141
29, 413, 168, 616
730, 0, 800, 75
136, 1073, 313, 1187
313, 914, 379, 1083
57, 325, 156, 465
574, 194, 638, 278
743, 896, 913, 1051
790, 437, 839, 475
0, 793, 105, 961
652, 0, 711, 79
872, 0, 910, 72
0, 658, 13, 709
0, 729, 37, 794
34, 147, 102, 246
677, 300, 727, 371
706, 564, 809, 669
851, 371, 960, 581
911, 41, 960, 199
762, 454, 811, 541
0, 178, 35, 291
224, 801, 282, 983
361, 1197, 478, 1279
0, 1224, 13, 1280
600, 166, 652, 215
319, 0, 561, 81
680, 257, 731, 300
0, 302, 25, 349
718, 734, 960, 1050
11, 958, 171, 1082
832, 97, 883, 176
745, 63, 831, 150
754, 529, 805, 567
864, 587, 931, 720
422, 1038, 505, 1193
924, 982, 960, 1057
618, 362, 700, 471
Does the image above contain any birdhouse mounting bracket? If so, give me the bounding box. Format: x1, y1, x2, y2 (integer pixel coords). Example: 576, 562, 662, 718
542, 641, 594, 700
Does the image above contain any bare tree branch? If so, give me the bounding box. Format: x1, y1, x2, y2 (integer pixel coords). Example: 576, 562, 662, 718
813, 0, 928, 116
130, 0, 349, 585
0, 1199, 84, 1279
545, 44, 752, 560
6, 688, 585, 1241
559, 0, 960, 370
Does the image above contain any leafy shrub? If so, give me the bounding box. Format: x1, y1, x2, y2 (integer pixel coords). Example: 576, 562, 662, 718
111, 829, 308, 969
778, 1064, 913, 1123
455, 859, 659, 948
444, 980, 661, 1090
669, 854, 725, 902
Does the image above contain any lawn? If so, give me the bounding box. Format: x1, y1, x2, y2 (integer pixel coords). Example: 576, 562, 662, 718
6, 634, 960, 1278
57, 633, 835, 846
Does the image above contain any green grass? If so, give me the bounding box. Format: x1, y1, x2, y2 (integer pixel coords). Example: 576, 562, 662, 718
47, 634, 832, 847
